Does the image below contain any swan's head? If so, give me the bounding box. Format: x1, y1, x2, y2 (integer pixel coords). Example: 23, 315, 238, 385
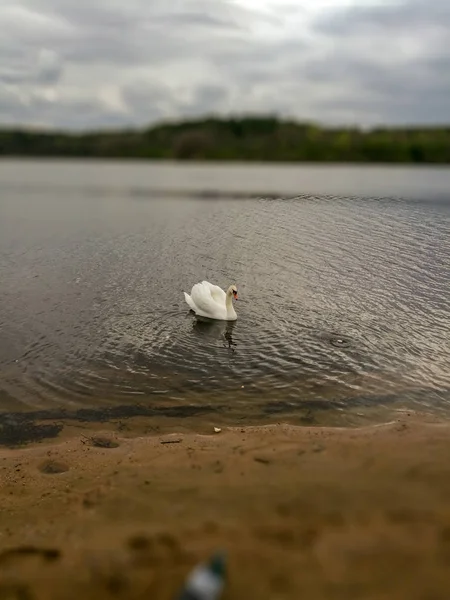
228, 284, 238, 300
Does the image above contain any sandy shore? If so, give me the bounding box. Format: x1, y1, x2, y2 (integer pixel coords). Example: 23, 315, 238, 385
2, 416, 450, 599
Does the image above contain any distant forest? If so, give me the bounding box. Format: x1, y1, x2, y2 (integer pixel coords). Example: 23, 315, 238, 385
1, 116, 449, 163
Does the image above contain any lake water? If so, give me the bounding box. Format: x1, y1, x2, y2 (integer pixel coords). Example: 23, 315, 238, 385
1, 160, 449, 429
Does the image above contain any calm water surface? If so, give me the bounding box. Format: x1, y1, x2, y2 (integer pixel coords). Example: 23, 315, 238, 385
1, 160, 449, 427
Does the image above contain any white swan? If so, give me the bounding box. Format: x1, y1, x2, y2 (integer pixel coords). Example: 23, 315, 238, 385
184, 281, 238, 321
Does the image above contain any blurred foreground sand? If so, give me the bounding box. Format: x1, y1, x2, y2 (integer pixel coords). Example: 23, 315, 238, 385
2, 416, 450, 599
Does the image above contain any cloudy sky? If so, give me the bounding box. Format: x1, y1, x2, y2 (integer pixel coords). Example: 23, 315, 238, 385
0, 0, 449, 130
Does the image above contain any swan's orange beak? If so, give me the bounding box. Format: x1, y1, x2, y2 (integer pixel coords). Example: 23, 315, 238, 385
233, 291, 238, 300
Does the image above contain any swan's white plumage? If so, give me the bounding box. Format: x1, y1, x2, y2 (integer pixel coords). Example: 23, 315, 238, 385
183, 292, 197, 312
183, 281, 237, 321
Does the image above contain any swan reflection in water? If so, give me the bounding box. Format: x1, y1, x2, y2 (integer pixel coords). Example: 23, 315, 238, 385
191, 315, 237, 351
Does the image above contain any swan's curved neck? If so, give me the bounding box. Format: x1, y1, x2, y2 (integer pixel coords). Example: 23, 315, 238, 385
225, 290, 235, 317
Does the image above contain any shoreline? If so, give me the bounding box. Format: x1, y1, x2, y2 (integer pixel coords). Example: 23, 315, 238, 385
0, 403, 441, 449
3, 417, 450, 598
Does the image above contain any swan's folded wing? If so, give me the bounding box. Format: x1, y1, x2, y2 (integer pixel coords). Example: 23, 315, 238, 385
190, 282, 218, 315
201, 281, 226, 304
184, 292, 197, 312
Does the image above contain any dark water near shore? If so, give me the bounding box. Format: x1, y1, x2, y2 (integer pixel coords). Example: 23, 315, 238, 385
1, 160, 449, 430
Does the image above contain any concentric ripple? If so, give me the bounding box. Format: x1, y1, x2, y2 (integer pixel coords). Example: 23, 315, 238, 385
1, 163, 450, 424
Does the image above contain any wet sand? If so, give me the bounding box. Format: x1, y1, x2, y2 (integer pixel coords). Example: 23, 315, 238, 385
2, 416, 450, 599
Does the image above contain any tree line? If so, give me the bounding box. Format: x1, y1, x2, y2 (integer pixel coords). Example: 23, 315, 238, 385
0, 116, 449, 163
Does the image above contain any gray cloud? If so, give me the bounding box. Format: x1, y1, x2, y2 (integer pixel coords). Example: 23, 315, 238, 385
0, 0, 449, 129
314, 0, 449, 36
0, 47, 62, 87
309, 0, 450, 125
0, 87, 129, 130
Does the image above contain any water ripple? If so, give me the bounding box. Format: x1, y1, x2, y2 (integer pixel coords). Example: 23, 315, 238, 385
0, 180, 449, 423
